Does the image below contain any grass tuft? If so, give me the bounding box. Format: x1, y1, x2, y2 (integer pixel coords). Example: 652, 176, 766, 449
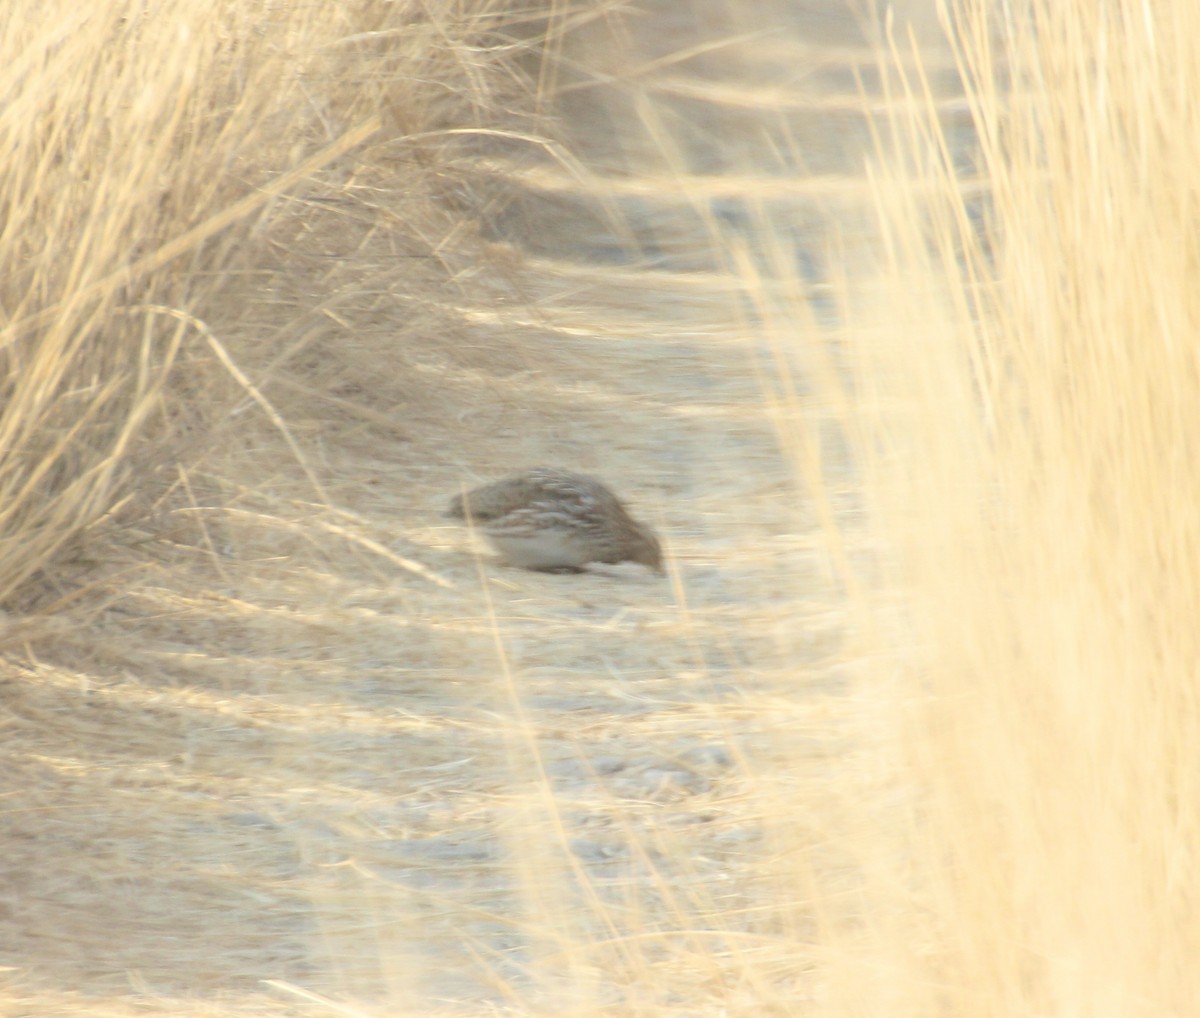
853, 1, 1200, 1011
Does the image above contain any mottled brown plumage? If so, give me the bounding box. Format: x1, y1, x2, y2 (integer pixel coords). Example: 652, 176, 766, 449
447, 467, 663, 573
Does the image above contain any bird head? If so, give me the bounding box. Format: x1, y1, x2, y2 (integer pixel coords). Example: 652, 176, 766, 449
627, 522, 665, 575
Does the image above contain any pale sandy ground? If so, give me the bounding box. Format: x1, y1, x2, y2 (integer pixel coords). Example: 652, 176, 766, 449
1, 2, 957, 1013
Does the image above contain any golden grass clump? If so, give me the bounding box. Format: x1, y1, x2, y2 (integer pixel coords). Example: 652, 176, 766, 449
0, 0, 532, 607
853, 0, 1200, 1011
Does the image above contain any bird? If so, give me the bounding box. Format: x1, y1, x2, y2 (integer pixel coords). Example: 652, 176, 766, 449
446, 467, 663, 574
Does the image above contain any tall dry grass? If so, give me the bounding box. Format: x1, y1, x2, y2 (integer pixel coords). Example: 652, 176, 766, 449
0, 0, 537, 609
0, 1, 560, 1012
849, 0, 1200, 1011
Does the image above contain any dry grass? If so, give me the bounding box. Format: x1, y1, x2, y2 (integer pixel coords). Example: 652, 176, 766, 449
0, 0, 559, 1012
843, 0, 1200, 1012
0, 0, 536, 608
